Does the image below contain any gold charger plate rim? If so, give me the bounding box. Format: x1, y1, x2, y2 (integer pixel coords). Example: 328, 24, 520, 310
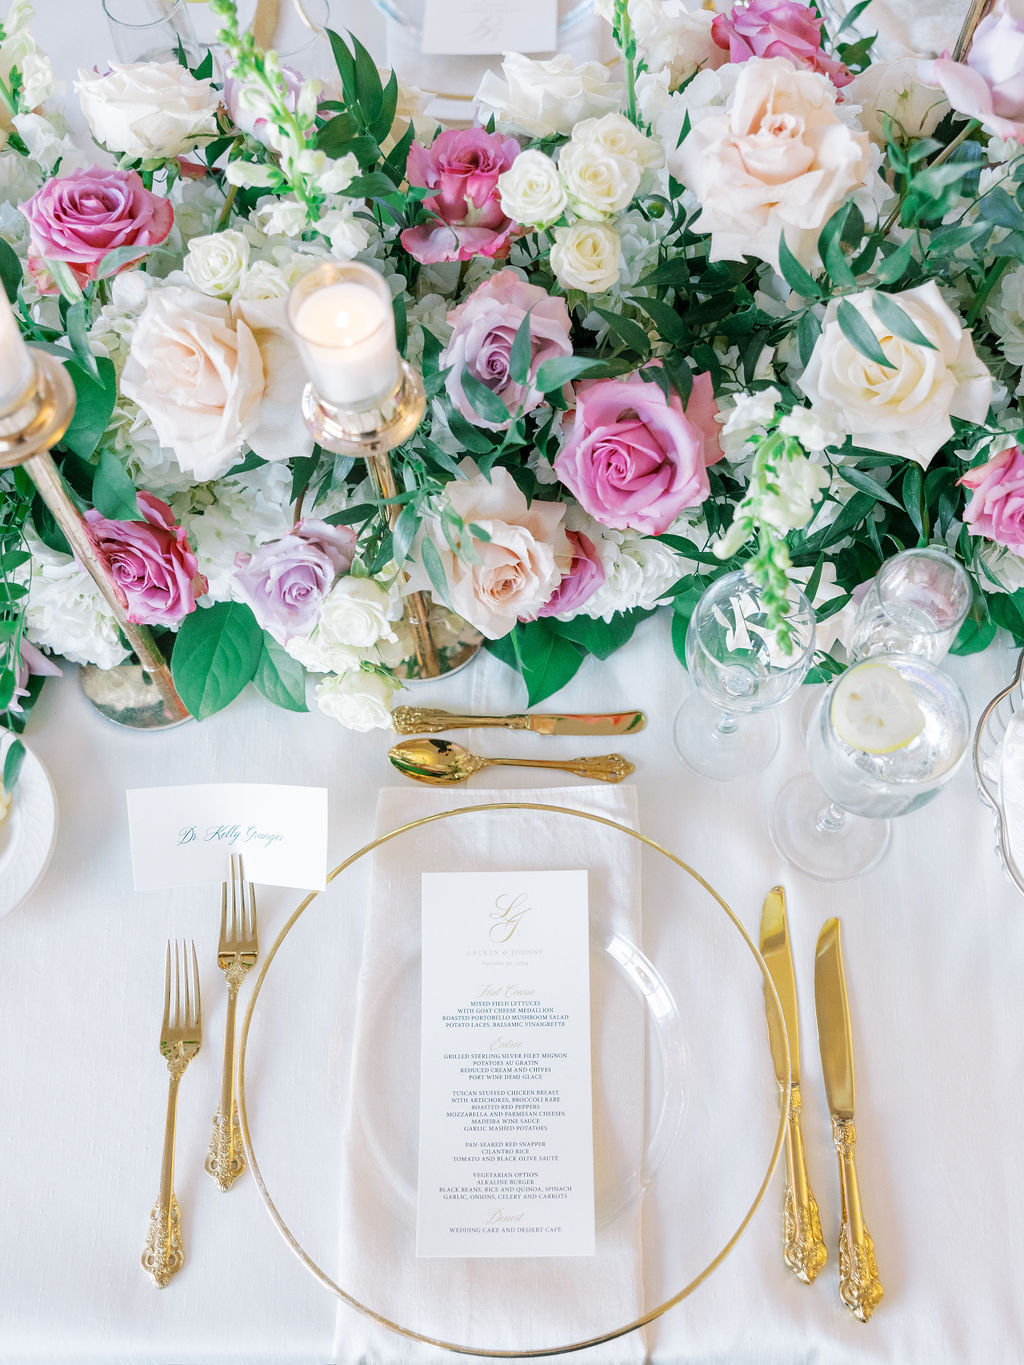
237, 801, 791, 1358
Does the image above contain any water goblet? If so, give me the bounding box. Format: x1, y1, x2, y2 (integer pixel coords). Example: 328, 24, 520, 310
771, 654, 971, 881
103, 0, 200, 64
673, 570, 816, 781
849, 546, 972, 664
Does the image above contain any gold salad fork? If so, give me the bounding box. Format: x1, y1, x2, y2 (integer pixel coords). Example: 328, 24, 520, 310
205, 854, 258, 1190
142, 939, 201, 1288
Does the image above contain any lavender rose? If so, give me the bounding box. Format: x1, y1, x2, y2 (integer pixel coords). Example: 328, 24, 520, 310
535, 531, 605, 618
922, 0, 1024, 143
233, 519, 357, 643
19, 164, 173, 291
441, 270, 573, 431
554, 370, 722, 535
84, 491, 206, 627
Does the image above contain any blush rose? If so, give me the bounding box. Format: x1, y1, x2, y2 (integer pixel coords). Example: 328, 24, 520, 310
554, 370, 722, 535
535, 531, 605, 618
84, 491, 206, 627
400, 128, 521, 264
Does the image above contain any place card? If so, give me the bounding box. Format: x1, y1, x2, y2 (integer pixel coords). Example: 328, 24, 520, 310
417, 869, 595, 1259
126, 783, 328, 891
420, 0, 557, 55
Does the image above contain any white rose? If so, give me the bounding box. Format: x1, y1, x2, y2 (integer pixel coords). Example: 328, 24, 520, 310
286, 631, 363, 675
557, 138, 641, 221
315, 669, 399, 731
75, 61, 219, 160
235, 259, 290, 301
474, 51, 623, 139
184, 230, 251, 298
571, 112, 665, 170
251, 196, 309, 236
797, 282, 994, 469
121, 285, 265, 481
232, 295, 317, 462
550, 223, 621, 293
632, 1, 725, 89
847, 59, 949, 145
318, 577, 398, 649
673, 58, 872, 270
497, 150, 566, 228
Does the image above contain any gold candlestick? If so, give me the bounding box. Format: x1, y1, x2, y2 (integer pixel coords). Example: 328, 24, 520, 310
299, 361, 483, 680
0, 349, 189, 730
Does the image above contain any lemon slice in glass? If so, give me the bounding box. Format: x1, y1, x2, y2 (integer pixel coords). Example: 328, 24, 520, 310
830, 662, 926, 754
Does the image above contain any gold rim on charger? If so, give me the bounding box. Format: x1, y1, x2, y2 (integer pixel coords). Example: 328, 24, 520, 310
237, 802, 791, 1358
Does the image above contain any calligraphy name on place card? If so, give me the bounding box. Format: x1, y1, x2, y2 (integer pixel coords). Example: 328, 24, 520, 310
127, 783, 328, 891
417, 869, 595, 1259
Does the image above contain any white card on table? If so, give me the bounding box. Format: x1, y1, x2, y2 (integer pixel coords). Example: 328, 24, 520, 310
420, 0, 557, 55
126, 783, 327, 891
417, 869, 595, 1259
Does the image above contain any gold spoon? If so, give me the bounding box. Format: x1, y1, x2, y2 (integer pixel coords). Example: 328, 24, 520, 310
388, 737, 635, 785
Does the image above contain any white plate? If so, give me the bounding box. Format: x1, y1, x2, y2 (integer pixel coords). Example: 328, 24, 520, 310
0, 732, 58, 917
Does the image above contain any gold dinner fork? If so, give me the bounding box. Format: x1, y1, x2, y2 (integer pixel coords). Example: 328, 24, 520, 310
142, 939, 202, 1288
205, 853, 258, 1190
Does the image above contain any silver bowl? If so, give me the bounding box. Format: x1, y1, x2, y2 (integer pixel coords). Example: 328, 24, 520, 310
974, 647, 1024, 896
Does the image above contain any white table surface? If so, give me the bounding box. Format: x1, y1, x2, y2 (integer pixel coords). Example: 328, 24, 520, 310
5, 4, 1024, 1363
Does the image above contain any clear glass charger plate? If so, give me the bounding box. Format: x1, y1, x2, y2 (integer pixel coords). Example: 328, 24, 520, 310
238, 803, 787, 1357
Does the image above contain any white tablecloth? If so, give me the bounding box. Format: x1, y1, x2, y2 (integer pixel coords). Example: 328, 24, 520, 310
6, 3, 1024, 1361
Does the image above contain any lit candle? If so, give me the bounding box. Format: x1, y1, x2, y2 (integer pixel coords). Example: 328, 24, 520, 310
288, 264, 399, 408
0, 289, 34, 411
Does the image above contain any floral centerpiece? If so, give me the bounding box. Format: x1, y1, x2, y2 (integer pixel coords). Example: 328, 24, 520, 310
2, 0, 1024, 733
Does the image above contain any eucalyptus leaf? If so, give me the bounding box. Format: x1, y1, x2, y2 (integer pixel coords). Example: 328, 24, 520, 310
509, 310, 534, 388
836, 299, 894, 370
533, 356, 602, 393
2, 737, 24, 793
871, 292, 938, 350
0, 237, 21, 302
461, 370, 510, 425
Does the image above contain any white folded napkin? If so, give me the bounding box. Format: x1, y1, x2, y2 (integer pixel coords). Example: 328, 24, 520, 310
331, 784, 647, 1363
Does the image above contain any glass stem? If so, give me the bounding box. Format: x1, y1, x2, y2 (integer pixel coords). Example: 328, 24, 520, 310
814, 801, 848, 834
713, 710, 738, 737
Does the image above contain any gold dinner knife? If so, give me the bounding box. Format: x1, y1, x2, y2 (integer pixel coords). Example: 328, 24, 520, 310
814, 917, 884, 1322
391, 706, 646, 736
760, 887, 827, 1284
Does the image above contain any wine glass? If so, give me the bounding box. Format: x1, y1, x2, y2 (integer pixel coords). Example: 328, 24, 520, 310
673, 571, 816, 781
103, 0, 201, 63
849, 547, 972, 664
771, 654, 971, 881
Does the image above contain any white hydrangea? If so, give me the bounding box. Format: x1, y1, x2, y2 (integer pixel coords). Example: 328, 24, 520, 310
576, 528, 686, 621
174, 465, 295, 601
23, 533, 129, 670
987, 265, 1024, 379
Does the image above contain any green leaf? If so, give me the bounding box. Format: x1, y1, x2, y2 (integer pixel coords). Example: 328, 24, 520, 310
91, 449, 141, 521
350, 31, 384, 126
62, 357, 117, 460
391, 500, 419, 566
460, 370, 511, 425
2, 737, 25, 792
594, 307, 651, 357
671, 610, 688, 669
631, 296, 689, 346
980, 184, 1024, 230
835, 0, 872, 36
170, 602, 263, 721
836, 298, 894, 370
515, 622, 585, 706
316, 110, 360, 155
778, 235, 821, 298
0, 237, 22, 302
392, 292, 407, 356
818, 204, 856, 288
902, 462, 925, 538
346, 171, 400, 199
796, 311, 822, 367
95, 243, 154, 280
839, 465, 903, 509
533, 355, 602, 393
328, 28, 356, 98
65, 301, 99, 379
252, 634, 308, 712
420, 534, 451, 606
874, 237, 916, 284
509, 310, 533, 389
871, 291, 938, 350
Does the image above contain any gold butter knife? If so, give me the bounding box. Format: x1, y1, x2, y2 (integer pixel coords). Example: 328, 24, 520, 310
814, 917, 883, 1322
760, 887, 827, 1284
391, 706, 646, 736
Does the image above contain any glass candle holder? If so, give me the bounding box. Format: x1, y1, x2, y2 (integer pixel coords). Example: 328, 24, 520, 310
287, 262, 400, 411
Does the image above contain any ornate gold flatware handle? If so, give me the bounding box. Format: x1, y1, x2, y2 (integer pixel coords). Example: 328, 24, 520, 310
141, 1192, 183, 1288
782, 1085, 827, 1284
206, 1104, 246, 1190
486, 753, 635, 783
833, 1117, 883, 1321
393, 706, 531, 733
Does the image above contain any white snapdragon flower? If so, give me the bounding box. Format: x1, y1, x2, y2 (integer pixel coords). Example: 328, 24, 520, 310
315, 669, 400, 731
778, 405, 844, 454
497, 149, 567, 228
293, 148, 358, 196
184, 230, 251, 298
550, 223, 621, 293
318, 204, 371, 259
721, 388, 782, 439
756, 452, 830, 532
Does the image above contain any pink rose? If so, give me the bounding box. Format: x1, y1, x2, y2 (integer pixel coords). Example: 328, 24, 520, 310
535, 531, 605, 618
960, 445, 1024, 553
84, 491, 206, 626
441, 269, 572, 431
19, 165, 173, 292
7, 639, 61, 715
554, 370, 723, 535
921, 1, 1024, 143
233, 519, 357, 643
400, 128, 521, 264
712, 0, 852, 87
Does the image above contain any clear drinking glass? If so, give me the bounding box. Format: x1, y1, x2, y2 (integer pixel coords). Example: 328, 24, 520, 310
229, 0, 334, 79
771, 654, 971, 881
103, 0, 200, 63
673, 570, 816, 781
849, 547, 972, 664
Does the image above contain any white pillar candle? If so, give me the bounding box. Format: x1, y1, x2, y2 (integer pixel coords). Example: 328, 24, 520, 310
0, 288, 34, 410
288, 266, 399, 408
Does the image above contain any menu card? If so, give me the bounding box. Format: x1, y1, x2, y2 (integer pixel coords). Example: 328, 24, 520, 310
417, 870, 595, 1259
420, 0, 557, 54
